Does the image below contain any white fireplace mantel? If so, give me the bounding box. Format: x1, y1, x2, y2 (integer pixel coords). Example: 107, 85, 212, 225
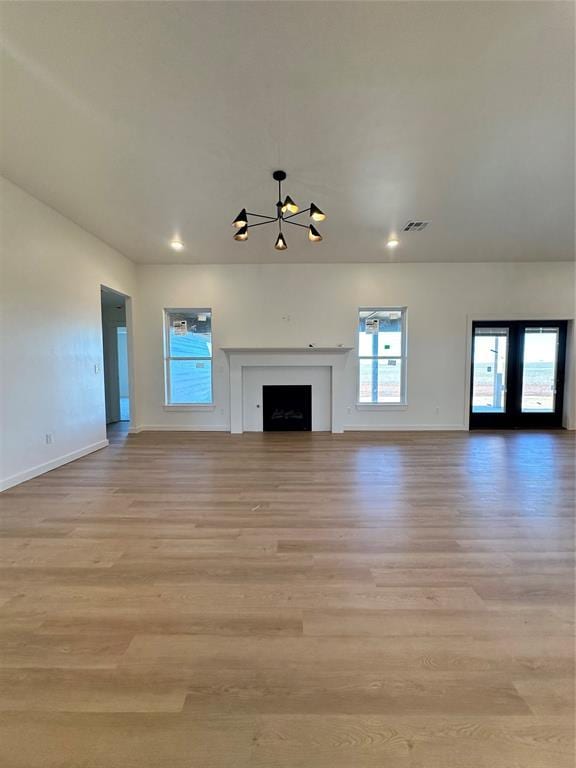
221, 347, 352, 355
222, 347, 353, 433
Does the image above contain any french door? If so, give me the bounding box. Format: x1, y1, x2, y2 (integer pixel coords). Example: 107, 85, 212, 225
470, 320, 567, 429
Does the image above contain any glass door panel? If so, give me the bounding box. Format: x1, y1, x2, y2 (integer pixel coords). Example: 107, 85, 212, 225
471, 328, 508, 414
521, 328, 559, 413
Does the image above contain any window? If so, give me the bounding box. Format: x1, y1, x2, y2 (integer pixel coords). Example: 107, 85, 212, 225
164, 309, 213, 405
358, 308, 407, 404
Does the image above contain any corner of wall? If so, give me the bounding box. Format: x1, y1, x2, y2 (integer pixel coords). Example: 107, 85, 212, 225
0, 440, 109, 493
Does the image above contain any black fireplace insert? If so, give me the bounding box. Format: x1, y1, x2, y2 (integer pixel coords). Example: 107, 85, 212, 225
262, 385, 312, 431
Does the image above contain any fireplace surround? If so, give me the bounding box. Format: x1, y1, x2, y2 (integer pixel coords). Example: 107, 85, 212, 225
222, 347, 352, 434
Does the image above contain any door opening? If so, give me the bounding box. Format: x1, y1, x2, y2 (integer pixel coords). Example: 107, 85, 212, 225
100, 287, 131, 426
470, 320, 567, 429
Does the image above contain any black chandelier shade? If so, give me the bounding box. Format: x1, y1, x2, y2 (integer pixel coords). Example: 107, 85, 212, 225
274, 232, 288, 251
233, 224, 248, 241
281, 195, 299, 215
310, 203, 326, 222
308, 224, 323, 242
232, 208, 248, 229
232, 171, 325, 250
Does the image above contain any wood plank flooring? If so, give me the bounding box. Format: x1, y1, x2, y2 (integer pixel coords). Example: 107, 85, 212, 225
0, 428, 574, 767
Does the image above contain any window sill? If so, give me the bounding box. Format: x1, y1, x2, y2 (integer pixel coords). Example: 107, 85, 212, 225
163, 404, 215, 412
356, 403, 408, 411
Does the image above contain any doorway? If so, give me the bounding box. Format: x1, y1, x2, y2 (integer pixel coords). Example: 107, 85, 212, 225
100, 287, 131, 426
470, 320, 567, 429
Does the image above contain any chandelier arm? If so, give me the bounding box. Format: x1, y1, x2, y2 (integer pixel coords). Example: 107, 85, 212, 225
247, 219, 278, 229
247, 212, 277, 220
283, 208, 311, 221
284, 219, 309, 230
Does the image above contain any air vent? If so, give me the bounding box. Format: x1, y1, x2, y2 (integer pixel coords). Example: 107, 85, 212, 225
403, 221, 429, 232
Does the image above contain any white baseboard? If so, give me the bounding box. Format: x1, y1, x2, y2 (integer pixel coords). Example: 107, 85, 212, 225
134, 425, 229, 432
344, 424, 467, 432
0, 439, 109, 492
133, 424, 467, 434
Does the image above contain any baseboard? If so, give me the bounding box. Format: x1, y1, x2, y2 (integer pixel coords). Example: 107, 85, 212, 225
0, 439, 109, 492
344, 424, 467, 432
135, 425, 229, 432
134, 423, 467, 433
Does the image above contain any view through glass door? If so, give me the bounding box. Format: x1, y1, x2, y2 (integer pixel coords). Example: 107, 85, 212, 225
470, 320, 567, 429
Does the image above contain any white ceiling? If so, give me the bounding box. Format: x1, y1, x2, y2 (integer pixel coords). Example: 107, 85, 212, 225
1, 1, 574, 265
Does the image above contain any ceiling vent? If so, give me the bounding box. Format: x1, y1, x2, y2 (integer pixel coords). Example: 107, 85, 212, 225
403, 221, 429, 232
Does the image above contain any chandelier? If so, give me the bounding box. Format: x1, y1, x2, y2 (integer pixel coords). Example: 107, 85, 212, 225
232, 170, 325, 250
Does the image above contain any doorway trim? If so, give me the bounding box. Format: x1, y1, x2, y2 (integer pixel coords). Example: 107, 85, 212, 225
100, 285, 136, 432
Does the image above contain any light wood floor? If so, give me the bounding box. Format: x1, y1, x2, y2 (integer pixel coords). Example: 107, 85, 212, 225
0, 428, 574, 767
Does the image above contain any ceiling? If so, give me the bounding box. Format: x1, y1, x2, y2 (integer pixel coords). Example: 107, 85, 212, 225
1, 1, 574, 265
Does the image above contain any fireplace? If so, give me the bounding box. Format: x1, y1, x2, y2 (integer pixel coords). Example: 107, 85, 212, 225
223, 347, 352, 433
262, 385, 312, 431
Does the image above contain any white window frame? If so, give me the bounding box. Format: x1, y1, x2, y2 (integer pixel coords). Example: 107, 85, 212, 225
356, 306, 408, 409
163, 308, 214, 409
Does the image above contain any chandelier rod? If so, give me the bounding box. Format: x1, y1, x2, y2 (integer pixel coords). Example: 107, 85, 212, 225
284, 219, 308, 230
247, 212, 277, 220
277, 176, 283, 233
247, 219, 278, 230
283, 208, 311, 220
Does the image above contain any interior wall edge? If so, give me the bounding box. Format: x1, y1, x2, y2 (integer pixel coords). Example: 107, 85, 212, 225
0, 177, 136, 487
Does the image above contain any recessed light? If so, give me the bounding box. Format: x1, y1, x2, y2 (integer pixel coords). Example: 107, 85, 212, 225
170, 239, 184, 251
386, 238, 399, 248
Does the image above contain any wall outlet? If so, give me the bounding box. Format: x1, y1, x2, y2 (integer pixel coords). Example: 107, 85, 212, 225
45, 433, 53, 445
94, 363, 101, 374
434, 406, 440, 415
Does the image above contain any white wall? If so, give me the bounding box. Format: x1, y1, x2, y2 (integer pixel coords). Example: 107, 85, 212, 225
0, 177, 135, 490
134, 262, 575, 432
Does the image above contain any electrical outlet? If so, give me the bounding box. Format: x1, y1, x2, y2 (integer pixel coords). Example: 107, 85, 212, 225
94, 363, 101, 374
435, 406, 440, 415
45, 433, 53, 445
